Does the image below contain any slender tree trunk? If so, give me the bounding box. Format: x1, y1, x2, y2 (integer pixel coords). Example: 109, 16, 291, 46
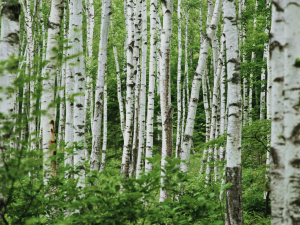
58, 3, 67, 150
184, 5, 190, 104
200, 70, 210, 174
219, 36, 227, 197
114, 46, 125, 137
90, 0, 112, 171
176, 0, 182, 159
145, 0, 158, 172
156, 17, 162, 142
65, 1, 74, 170
72, 0, 86, 188
41, 0, 64, 184
100, 74, 108, 172
131, 0, 142, 177
283, 2, 300, 223
199, 7, 203, 45
206, 35, 224, 183
180, 0, 223, 173
121, 0, 135, 179
269, 0, 285, 223
136, 0, 147, 178
248, 0, 257, 125
223, 0, 243, 223
159, 0, 174, 202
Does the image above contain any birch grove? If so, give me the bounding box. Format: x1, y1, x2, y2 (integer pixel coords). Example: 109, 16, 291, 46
0, 0, 298, 223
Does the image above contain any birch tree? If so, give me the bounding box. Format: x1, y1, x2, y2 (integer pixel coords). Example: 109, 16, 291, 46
180, 0, 223, 173
58, 3, 67, 149
283, 1, 300, 223
223, 0, 243, 223
100, 75, 108, 172
136, 0, 147, 178
207, 35, 224, 182
72, 0, 86, 188
0, 0, 20, 119
19, 0, 37, 151
145, 0, 158, 172
90, 0, 112, 171
113, 46, 125, 137
175, 0, 182, 159
269, 0, 285, 223
41, 0, 64, 184
65, 0, 75, 169
131, 0, 142, 177
159, 0, 174, 202
121, 0, 135, 178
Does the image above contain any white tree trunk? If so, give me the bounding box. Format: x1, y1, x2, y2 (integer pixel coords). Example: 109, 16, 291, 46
180, 0, 223, 173
269, 0, 285, 223
100, 74, 108, 172
200, 70, 210, 174
121, 0, 135, 178
199, 6, 203, 45
131, 0, 142, 177
41, 0, 64, 184
156, 16, 162, 142
184, 6, 190, 104
0, 0, 19, 209
65, 1, 75, 170
248, 0, 257, 125
58, 3, 67, 150
90, 0, 112, 171
136, 0, 147, 178
219, 36, 227, 196
159, 0, 174, 202
114, 46, 125, 137
0, 0, 20, 117
206, 35, 224, 183
145, 0, 158, 172
223, 0, 243, 223
175, 0, 182, 159
283, 1, 300, 223
72, 0, 86, 189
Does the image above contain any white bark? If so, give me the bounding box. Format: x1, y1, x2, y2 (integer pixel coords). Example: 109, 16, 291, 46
206, 0, 213, 25
41, 0, 64, 184
0, 0, 20, 206
58, 3, 67, 150
283, 1, 300, 223
131, 0, 142, 177
0, 0, 20, 117
114, 46, 125, 137
136, 0, 147, 178
200, 70, 209, 174
100, 74, 107, 172
199, 6, 203, 45
159, 0, 174, 202
223, 0, 243, 222
206, 35, 224, 183
175, 0, 182, 159
220, 35, 226, 162
72, 0, 86, 189
121, 0, 135, 178
90, 0, 112, 171
156, 16, 162, 141
145, 0, 158, 172
65, 1, 74, 169
180, 0, 223, 173
248, 0, 257, 125
184, 6, 190, 104
269, 0, 285, 223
